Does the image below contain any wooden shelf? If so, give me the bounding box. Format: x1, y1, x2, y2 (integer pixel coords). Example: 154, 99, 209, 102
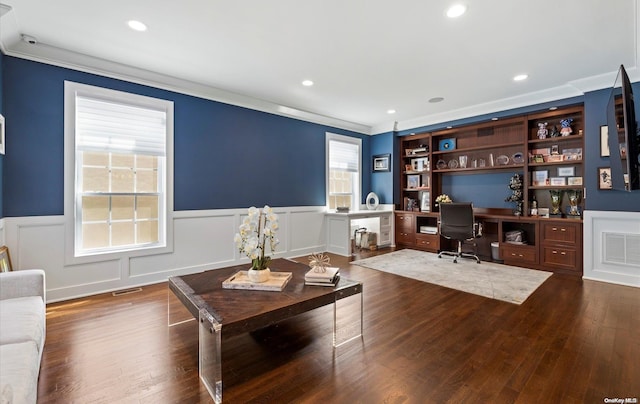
434, 164, 524, 174
432, 141, 523, 155
528, 134, 583, 145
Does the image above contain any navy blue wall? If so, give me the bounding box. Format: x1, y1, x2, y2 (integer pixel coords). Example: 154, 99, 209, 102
584, 85, 640, 211
370, 131, 394, 204
2, 56, 369, 216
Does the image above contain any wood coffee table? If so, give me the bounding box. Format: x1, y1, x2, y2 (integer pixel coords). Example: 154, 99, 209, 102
167, 258, 363, 403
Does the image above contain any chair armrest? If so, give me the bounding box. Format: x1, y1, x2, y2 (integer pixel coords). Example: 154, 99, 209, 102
0, 269, 46, 302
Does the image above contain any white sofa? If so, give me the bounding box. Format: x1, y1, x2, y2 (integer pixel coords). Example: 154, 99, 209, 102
0, 270, 46, 404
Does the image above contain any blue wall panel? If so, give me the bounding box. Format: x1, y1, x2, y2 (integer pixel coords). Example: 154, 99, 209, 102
2, 56, 369, 216
584, 86, 640, 211
370, 131, 394, 204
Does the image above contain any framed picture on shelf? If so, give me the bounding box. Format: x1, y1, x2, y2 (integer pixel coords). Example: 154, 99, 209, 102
550, 177, 566, 186
420, 191, 430, 212
600, 125, 610, 157
567, 177, 583, 186
407, 174, 420, 189
373, 154, 390, 172
532, 170, 548, 186
557, 166, 575, 177
598, 167, 612, 190
411, 157, 429, 172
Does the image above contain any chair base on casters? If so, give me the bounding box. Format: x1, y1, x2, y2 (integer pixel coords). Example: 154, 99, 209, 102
438, 241, 481, 264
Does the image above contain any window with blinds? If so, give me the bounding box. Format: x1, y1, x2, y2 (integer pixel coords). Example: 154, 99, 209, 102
65, 82, 173, 256
326, 133, 361, 211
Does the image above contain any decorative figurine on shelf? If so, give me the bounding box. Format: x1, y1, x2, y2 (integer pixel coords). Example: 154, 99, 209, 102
549, 190, 563, 217
550, 125, 560, 138
560, 118, 573, 136
537, 122, 548, 139
505, 173, 524, 216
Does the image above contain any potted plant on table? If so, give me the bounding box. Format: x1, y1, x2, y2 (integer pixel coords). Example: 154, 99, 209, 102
234, 205, 279, 283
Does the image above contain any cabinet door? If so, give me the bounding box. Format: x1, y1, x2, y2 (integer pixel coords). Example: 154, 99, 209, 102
395, 213, 415, 245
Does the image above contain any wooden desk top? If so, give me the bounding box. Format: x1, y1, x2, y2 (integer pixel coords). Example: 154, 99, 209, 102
168, 258, 362, 337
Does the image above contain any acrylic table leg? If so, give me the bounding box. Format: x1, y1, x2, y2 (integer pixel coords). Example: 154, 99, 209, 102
199, 308, 222, 403
167, 287, 195, 327
333, 289, 363, 347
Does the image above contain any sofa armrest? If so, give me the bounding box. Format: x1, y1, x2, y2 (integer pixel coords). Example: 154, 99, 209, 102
0, 269, 46, 302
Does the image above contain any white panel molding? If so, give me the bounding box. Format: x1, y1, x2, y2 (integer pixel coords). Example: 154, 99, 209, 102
3, 206, 328, 302
583, 210, 640, 288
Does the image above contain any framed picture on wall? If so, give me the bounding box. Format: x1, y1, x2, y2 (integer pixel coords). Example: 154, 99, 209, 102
0, 114, 5, 155
600, 125, 610, 157
373, 154, 390, 172
598, 167, 612, 190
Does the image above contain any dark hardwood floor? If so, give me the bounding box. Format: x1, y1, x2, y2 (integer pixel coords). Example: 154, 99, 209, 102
38, 248, 639, 403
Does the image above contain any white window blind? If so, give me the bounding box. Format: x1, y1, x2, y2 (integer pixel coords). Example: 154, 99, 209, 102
329, 140, 359, 172
76, 96, 166, 156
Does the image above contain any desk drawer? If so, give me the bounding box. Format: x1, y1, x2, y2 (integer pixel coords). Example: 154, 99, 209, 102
542, 246, 577, 271
415, 233, 439, 250
542, 222, 578, 246
502, 244, 537, 264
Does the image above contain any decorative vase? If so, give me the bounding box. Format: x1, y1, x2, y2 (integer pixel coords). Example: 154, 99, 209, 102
247, 267, 270, 283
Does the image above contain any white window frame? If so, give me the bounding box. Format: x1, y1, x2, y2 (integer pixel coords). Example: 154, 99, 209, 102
326, 132, 362, 211
64, 81, 174, 263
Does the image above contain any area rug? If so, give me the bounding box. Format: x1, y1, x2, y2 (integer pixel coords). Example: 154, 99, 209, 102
351, 249, 552, 304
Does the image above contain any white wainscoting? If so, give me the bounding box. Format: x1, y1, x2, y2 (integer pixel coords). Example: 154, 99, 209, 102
584, 210, 640, 288
2, 206, 327, 302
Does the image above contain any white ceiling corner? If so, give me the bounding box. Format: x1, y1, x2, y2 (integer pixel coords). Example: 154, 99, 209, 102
1, 0, 639, 135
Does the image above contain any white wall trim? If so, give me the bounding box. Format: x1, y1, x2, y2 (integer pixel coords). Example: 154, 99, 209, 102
3, 206, 328, 303
583, 210, 640, 288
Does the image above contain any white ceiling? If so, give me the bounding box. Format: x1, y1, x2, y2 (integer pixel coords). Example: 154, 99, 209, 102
1, 0, 639, 134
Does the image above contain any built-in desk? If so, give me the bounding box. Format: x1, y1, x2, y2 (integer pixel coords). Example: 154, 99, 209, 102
325, 209, 394, 256
395, 208, 583, 275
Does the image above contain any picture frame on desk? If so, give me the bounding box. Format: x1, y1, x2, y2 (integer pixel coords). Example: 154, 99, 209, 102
373, 154, 390, 172
550, 177, 566, 186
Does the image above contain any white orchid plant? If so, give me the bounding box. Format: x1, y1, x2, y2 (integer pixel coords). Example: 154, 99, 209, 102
234, 205, 279, 270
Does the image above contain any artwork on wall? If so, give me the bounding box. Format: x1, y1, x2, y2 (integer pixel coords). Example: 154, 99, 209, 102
373, 154, 390, 172
600, 125, 610, 157
0, 114, 5, 155
598, 167, 612, 190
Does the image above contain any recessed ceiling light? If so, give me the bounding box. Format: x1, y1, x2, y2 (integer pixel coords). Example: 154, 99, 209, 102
429, 97, 445, 103
302, 80, 314, 87
491, 117, 499, 121
513, 74, 528, 81
127, 20, 147, 32
446, 4, 467, 18
387, 109, 396, 114
549, 106, 558, 111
